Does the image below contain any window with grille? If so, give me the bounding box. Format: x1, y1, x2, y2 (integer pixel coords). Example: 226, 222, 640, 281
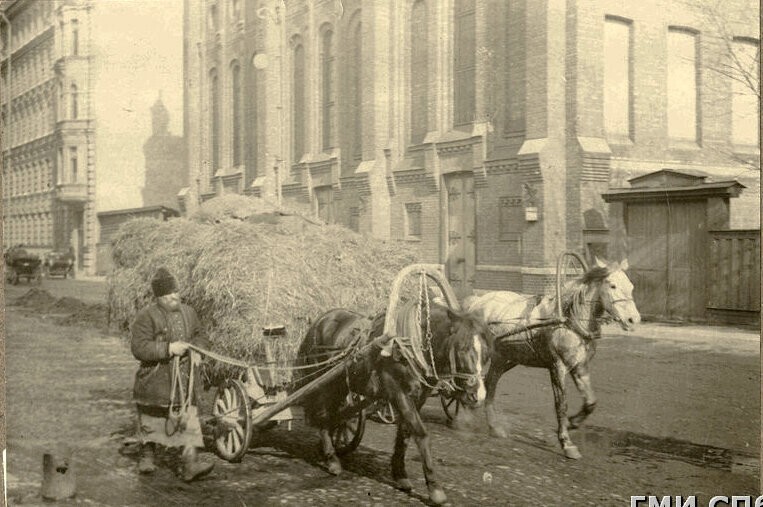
405, 202, 422, 238
499, 196, 523, 241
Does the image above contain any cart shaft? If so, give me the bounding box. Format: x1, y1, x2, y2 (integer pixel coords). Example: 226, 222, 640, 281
251, 333, 391, 428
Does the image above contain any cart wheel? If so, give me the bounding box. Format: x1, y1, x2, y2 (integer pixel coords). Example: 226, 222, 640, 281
440, 393, 463, 422
213, 379, 252, 463
371, 401, 396, 424
332, 393, 366, 456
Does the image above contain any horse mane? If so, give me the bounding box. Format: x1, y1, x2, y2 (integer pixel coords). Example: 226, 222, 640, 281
560, 266, 610, 322
431, 304, 492, 350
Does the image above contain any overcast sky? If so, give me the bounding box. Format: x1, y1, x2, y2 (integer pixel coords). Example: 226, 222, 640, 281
93, 0, 184, 211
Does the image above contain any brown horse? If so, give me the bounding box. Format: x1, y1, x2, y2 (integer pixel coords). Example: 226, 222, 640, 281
466, 258, 640, 459
296, 301, 490, 505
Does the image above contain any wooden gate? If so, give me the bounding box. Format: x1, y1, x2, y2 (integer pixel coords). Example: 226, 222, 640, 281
707, 230, 760, 324
444, 173, 476, 292
626, 200, 708, 320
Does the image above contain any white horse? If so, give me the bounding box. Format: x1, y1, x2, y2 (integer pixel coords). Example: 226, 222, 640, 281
466, 258, 640, 459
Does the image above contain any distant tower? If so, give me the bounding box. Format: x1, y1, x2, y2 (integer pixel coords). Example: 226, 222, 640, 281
142, 92, 185, 208
151, 91, 170, 136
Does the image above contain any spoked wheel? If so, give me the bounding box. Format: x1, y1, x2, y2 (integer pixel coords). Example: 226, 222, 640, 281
371, 401, 396, 424
332, 393, 366, 456
440, 393, 463, 422
213, 379, 252, 463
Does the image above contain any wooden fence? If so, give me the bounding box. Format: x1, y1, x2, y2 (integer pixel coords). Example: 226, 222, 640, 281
707, 230, 760, 325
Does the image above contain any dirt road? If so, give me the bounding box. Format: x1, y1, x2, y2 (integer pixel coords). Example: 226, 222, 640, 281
4, 281, 760, 505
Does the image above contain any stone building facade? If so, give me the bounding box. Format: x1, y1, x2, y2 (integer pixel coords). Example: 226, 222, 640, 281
181, 0, 759, 294
141, 95, 186, 208
1, 0, 97, 274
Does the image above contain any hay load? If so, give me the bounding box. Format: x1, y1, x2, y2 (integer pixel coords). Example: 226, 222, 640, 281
107, 195, 421, 378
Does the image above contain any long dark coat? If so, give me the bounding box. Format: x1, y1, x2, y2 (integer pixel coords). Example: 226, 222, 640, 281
130, 302, 210, 407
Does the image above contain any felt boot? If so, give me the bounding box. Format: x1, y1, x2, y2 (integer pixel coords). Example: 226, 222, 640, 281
181, 447, 214, 482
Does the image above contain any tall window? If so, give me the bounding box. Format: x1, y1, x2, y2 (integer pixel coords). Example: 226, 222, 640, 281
603, 17, 632, 139
70, 84, 78, 119
454, 0, 476, 127
231, 61, 243, 166
69, 147, 78, 183
71, 19, 79, 56
292, 43, 305, 162
351, 21, 362, 159
321, 29, 335, 151
410, 0, 428, 143
210, 69, 220, 172
667, 28, 699, 142
314, 186, 333, 223
731, 38, 759, 146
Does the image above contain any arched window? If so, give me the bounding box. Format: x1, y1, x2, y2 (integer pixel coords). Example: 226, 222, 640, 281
321, 28, 335, 151
410, 0, 428, 143
454, 0, 476, 126
209, 68, 220, 172
70, 84, 78, 119
71, 19, 79, 56
292, 43, 305, 162
230, 61, 243, 166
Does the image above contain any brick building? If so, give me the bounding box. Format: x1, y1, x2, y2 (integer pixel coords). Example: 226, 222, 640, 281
142, 94, 186, 208
1, 0, 97, 274
181, 0, 760, 294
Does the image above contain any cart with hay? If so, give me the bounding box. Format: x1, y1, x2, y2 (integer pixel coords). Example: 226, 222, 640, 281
199, 263, 464, 463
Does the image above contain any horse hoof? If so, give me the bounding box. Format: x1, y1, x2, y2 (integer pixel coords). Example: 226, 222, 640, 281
395, 478, 413, 492
489, 426, 508, 439
567, 418, 582, 430
327, 460, 343, 476
563, 445, 582, 460
428, 487, 447, 505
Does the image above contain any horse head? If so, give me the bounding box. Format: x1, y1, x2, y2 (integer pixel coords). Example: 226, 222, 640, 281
592, 257, 641, 331
429, 305, 491, 408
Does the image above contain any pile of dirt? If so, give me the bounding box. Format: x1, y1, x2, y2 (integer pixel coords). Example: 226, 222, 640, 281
48, 296, 89, 314
11, 288, 58, 309
56, 303, 109, 329
107, 195, 422, 380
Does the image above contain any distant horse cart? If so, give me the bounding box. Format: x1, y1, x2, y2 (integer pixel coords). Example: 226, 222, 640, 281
460, 252, 641, 459
4, 247, 43, 285
184, 264, 490, 505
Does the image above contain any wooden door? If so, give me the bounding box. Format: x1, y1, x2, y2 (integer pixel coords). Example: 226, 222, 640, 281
445, 173, 476, 291
627, 202, 669, 318
626, 200, 707, 320
666, 200, 707, 319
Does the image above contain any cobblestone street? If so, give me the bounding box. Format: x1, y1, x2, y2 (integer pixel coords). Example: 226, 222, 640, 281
5, 281, 759, 505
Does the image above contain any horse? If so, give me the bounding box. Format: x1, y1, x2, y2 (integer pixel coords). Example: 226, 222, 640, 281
465, 258, 640, 459
296, 300, 491, 505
